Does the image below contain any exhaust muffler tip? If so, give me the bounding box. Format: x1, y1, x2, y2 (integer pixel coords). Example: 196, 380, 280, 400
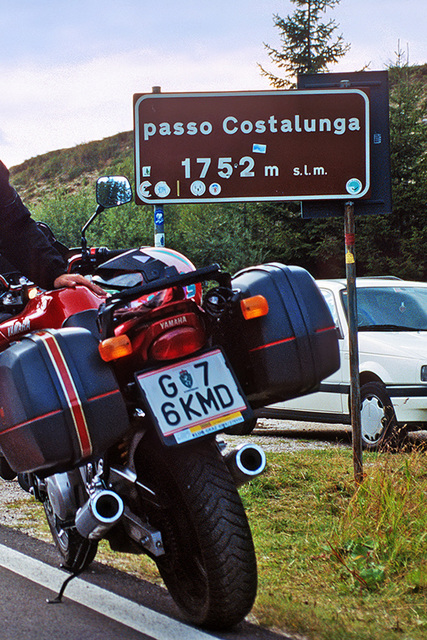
224, 443, 266, 487
75, 489, 124, 540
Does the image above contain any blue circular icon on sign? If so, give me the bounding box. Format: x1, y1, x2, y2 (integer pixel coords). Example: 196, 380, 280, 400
346, 178, 363, 195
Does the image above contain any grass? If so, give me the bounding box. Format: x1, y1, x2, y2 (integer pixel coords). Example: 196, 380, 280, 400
240, 447, 427, 640
3, 446, 426, 639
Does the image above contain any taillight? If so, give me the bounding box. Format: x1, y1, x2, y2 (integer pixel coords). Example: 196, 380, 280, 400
149, 327, 205, 361
240, 295, 269, 320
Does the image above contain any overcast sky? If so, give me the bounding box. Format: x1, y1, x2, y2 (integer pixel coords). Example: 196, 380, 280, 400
1, 0, 426, 167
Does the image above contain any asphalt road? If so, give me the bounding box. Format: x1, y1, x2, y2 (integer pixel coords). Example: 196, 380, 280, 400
0, 524, 292, 640
1, 418, 425, 640
0, 497, 293, 640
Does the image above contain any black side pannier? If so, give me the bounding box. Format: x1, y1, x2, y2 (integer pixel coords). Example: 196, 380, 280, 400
0, 327, 129, 474
214, 263, 340, 408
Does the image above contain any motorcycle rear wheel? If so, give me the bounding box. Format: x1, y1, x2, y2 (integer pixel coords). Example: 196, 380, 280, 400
135, 434, 257, 629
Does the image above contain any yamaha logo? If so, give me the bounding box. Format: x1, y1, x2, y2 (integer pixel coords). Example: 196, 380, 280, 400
159, 315, 187, 331
7, 319, 30, 337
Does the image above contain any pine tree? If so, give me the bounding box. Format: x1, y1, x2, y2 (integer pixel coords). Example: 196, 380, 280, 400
259, 0, 350, 88
388, 48, 427, 232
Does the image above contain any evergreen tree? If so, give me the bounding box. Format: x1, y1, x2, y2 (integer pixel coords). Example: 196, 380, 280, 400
353, 51, 427, 280
259, 0, 350, 88
388, 51, 427, 234
384, 52, 427, 278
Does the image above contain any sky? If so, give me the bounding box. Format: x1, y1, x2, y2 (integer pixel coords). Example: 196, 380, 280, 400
0, 0, 426, 167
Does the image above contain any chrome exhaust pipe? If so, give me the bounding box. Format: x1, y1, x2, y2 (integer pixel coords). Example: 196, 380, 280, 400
224, 443, 266, 487
75, 489, 124, 540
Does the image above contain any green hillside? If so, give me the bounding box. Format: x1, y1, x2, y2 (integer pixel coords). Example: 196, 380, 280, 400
10, 130, 134, 205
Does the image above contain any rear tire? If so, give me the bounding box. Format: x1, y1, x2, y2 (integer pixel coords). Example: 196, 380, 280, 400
135, 434, 257, 629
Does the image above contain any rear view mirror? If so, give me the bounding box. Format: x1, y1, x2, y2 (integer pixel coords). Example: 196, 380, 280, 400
96, 176, 133, 208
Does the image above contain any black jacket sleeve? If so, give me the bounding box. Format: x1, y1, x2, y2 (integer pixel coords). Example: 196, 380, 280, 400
0, 160, 67, 289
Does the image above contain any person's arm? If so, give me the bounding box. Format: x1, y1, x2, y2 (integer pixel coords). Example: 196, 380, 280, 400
0, 161, 103, 294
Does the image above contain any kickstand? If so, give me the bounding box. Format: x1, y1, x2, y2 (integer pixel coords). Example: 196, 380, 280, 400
47, 543, 92, 605
47, 571, 79, 604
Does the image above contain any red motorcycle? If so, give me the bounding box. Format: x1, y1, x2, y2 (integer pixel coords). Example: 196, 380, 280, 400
0, 176, 339, 629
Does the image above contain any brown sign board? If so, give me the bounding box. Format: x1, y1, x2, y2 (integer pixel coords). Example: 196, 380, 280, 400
133, 90, 370, 205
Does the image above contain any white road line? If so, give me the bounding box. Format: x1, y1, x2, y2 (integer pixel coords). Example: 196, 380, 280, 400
0, 543, 215, 640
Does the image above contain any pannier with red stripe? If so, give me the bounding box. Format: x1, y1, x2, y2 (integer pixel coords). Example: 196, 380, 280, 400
0, 327, 129, 475
216, 263, 340, 408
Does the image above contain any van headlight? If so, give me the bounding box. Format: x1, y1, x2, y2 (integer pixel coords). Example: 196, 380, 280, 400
421, 365, 427, 381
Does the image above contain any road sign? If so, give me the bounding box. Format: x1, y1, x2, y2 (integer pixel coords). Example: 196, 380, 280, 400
134, 90, 370, 205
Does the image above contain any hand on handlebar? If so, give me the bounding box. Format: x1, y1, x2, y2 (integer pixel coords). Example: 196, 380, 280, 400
53, 273, 105, 296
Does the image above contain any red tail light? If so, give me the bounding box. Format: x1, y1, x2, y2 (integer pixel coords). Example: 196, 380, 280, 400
149, 327, 205, 361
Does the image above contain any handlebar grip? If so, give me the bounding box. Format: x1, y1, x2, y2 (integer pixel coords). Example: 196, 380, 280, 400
94, 248, 128, 260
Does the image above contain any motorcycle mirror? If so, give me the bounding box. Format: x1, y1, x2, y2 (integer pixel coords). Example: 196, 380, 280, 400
81, 176, 133, 264
96, 176, 133, 209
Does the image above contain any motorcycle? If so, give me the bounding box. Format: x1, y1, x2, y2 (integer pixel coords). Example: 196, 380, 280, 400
0, 176, 339, 629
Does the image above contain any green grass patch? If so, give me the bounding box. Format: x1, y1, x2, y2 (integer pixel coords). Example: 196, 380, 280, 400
240, 448, 427, 640
4, 447, 426, 639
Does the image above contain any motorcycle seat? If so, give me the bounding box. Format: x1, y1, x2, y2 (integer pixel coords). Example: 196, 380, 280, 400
62, 309, 100, 339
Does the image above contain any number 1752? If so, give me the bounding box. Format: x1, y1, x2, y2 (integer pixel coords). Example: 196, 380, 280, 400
181, 157, 255, 180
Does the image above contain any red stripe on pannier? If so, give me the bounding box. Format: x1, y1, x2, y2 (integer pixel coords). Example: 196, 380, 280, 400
249, 326, 335, 352
249, 335, 296, 352
315, 325, 336, 334
1, 409, 63, 434
37, 331, 93, 458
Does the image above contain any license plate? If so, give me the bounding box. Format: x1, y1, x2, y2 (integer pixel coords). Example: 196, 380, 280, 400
136, 349, 249, 444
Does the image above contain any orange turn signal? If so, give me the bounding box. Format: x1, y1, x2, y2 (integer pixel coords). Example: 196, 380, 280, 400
99, 334, 132, 362
240, 295, 269, 320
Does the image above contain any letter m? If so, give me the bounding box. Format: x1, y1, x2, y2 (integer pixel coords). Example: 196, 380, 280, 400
196, 389, 220, 415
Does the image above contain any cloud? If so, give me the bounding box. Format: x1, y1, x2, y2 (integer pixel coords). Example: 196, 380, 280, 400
1, 0, 426, 168
0, 46, 271, 166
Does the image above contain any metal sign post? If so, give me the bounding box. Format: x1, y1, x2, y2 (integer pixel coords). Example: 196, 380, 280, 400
150, 87, 166, 247
344, 201, 363, 484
